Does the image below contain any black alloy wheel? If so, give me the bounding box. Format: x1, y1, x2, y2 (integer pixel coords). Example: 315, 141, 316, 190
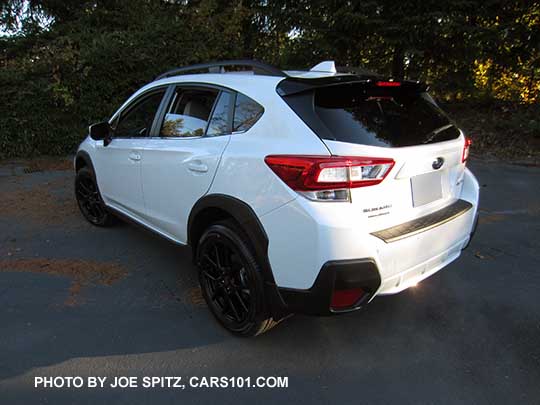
196, 221, 277, 336
75, 167, 115, 226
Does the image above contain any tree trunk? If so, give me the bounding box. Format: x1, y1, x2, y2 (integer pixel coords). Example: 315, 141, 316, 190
392, 46, 405, 80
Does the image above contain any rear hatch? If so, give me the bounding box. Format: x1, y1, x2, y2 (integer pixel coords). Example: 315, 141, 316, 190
278, 77, 468, 232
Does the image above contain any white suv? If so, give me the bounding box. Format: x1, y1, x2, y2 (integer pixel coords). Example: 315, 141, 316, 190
75, 60, 480, 336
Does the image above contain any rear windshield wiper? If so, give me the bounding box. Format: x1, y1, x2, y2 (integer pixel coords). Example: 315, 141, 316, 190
423, 124, 455, 144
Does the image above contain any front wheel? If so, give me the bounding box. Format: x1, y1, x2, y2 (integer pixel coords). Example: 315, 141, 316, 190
196, 220, 278, 337
75, 167, 115, 227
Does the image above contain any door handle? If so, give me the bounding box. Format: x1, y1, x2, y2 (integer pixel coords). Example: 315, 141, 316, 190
129, 152, 141, 161
187, 162, 208, 173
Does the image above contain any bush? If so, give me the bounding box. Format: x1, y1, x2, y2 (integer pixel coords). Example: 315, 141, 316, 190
444, 100, 540, 159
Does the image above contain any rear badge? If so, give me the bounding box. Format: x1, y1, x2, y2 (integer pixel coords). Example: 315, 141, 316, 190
363, 204, 392, 218
432, 157, 444, 170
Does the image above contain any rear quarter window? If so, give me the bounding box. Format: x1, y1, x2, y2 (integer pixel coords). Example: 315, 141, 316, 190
233, 93, 264, 132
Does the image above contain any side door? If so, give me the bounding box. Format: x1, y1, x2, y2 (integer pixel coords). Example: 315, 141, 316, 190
141, 85, 233, 242
93, 88, 167, 219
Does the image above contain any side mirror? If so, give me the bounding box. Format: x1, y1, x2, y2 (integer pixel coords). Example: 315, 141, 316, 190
89, 121, 112, 146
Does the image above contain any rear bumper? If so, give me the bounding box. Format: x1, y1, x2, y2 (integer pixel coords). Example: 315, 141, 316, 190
278, 259, 381, 316
377, 194, 479, 295
376, 236, 467, 294
462, 210, 479, 251
277, 228, 476, 316
261, 168, 480, 315
277, 232, 471, 316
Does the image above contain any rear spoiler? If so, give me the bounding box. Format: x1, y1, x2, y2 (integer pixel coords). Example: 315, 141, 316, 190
277, 76, 428, 96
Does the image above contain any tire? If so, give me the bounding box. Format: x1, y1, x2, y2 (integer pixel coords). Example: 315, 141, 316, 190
75, 167, 116, 227
196, 220, 278, 337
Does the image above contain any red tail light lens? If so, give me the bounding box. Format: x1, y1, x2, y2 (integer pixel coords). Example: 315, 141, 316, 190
462, 137, 472, 163
331, 288, 365, 310
264, 155, 395, 192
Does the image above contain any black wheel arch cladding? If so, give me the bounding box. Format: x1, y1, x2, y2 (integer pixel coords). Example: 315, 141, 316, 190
75, 150, 97, 179
189, 194, 290, 319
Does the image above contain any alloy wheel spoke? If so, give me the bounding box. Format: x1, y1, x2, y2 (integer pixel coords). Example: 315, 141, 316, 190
88, 203, 100, 219
211, 286, 223, 301
202, 253, 218, 269
203, 270, 220, 281
76, 186, 90, 199
78, 181, 93, 195
224, 293, 242, 322
93, 202, 105, 218
214, 245, 222, 270
233, 289, 249, 313
76, 190, 89, 201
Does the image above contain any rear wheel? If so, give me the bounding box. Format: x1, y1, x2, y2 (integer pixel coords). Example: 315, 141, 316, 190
75, 167, 115, 227
196, 220, 278, 337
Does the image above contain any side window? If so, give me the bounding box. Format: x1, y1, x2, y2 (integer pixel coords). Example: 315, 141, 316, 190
233, 93, 264, 132
161, 88, 218, 137
206, 91, 232, 136
114, 90, 165, 138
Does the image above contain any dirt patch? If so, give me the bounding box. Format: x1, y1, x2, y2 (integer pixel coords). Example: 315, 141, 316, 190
12, 157, 73, 173
478, 213, 507, 225
0, 258, 127, 306
187, 286, 206, 307
0, 177, 80, 226
479, 206, 540, 225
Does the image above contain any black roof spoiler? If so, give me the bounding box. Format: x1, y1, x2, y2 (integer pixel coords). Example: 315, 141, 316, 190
277, 76, 428, 96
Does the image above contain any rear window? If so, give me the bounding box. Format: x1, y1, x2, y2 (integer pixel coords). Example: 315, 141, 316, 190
284, 83, 460, 147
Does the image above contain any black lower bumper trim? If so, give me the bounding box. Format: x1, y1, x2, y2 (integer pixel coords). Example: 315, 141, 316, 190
371, 199, 473, 243
277, 259, 381, 316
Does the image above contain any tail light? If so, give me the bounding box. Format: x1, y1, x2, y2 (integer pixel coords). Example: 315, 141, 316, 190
462, 137, 472, 163
264, 155, 394, 202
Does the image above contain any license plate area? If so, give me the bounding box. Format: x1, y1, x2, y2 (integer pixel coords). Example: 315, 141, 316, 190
411, 171, 442, 207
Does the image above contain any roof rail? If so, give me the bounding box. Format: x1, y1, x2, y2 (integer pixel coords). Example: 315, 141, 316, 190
154, 60, 288, 81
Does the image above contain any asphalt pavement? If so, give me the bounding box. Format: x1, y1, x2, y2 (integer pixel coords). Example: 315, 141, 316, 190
0, 157, 539, 404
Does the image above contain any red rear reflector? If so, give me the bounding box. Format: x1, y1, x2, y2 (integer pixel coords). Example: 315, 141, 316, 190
331, 288, 365, 309
462, 137, 472, 163
375, 81, 401, 87
264, 155, 395, 191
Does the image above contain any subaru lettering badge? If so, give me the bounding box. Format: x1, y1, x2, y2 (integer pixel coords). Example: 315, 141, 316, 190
432, 157, 444, 170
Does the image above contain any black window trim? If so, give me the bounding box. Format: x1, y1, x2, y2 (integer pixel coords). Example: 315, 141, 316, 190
204, 90, 225, 136
109, 81, 265, 141
150, 83, 236, 140
109, 85, 169, 140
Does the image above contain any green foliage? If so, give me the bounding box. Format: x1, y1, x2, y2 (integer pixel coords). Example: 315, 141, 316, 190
445, 101, 540, 159
0, 0, 538, 158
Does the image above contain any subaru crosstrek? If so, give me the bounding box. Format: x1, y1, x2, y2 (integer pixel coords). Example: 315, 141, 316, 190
74, 60, 480, 336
